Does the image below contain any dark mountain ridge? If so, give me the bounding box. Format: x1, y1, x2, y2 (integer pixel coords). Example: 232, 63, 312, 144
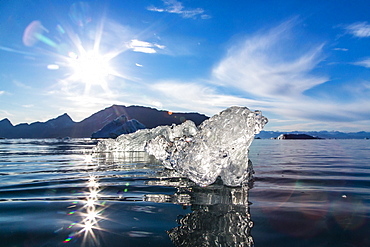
1, 105, 369, 139
0, 105, 209, 138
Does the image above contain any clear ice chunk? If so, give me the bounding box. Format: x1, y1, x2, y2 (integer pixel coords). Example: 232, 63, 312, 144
146, 106, 267, 186
93, 106, 268, 187
93, 120, 198, 152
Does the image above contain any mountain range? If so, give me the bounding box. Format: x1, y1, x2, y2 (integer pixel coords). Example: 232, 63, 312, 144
0, 105, 208, 138
0, 105, 369, 139
255, 130, 370, 139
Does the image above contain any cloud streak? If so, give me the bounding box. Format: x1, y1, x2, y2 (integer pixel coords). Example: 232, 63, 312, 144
13, 80, 32, 89
345, 22, 370, 38
148, 19, 370, 131
208, 20, 370, 129
354, 58, 370, 68
333, 47, 348, 51
149, 79, 370, 131
213, 20, 328, 99
127, 39, 165, 54
149, 81, 266, 116
147, 0, 210, 19
0, 110, 13, 117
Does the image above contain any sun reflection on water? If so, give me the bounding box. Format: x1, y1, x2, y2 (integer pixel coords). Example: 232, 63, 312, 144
63, 155, 107, 246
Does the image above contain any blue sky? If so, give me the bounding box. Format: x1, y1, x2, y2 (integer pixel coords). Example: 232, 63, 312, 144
0, 0, 370, 131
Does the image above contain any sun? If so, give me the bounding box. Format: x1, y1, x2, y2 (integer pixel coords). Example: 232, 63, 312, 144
22, 9, 128, 96
68, 49, 113, 93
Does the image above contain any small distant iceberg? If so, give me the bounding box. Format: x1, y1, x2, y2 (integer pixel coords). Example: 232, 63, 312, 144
91, 115, 146, 139
93, 106, 268, 187
277, 133, 322, 140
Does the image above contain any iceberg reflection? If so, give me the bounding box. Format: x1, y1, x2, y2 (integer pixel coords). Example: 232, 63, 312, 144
145, 163, 254, 247
93, 151, 156, 164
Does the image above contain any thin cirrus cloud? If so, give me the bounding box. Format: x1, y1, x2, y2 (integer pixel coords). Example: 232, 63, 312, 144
149, 79, 365, 128
333, 47, 348, 51
148, 79, 370, 130
149, 20, 329, 114
22, 104, 34, 108
212, 20, 328, 100
150, 19, 370, 130
147, 0, 210, 19
149, 81, 267, 116
13, 80, 32, 89
209, 20, 370, 127
345, 22, 370, 69
344, 22, 370, 37
354, 58, 370, 68
0, 110, 13, 117
127, 39, 165, 54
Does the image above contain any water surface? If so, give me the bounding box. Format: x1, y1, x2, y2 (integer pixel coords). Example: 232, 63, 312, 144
0, 139, 369, 246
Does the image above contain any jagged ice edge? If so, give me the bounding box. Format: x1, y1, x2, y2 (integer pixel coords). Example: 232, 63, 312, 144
93, 106, 268, 187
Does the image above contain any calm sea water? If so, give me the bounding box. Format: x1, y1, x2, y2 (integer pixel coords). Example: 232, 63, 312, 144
0, 138, 369, 247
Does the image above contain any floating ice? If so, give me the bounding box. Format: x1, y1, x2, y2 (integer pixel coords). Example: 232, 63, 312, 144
93, 106, 268, 187
146, 106, 267, 186
93, 120, 198, 152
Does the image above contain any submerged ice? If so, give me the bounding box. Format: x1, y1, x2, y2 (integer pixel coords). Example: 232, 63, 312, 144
93, 106, 268, 187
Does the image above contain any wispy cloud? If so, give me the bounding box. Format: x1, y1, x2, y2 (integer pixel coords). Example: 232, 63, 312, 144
13, 80, 32, 89
148, 79, 370, 131
341, 81, 370, 99
271, 96, 370, 123
333, 47, 348, 51
0, 90, 5, 95
212, 20, 328, 99
49, 89, 128, 122
147, 19, 370, 131
149, 81, 266, 116
354, 58, 370, 68
0, 109, 14, 118
127, 39, 165, 54
22, 104, 34, 108
147, 0, 210, 19
344, 22, 370, 38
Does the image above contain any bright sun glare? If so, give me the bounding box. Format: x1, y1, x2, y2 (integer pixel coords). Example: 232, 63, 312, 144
21, 3, 127, 97
68, 50, 112, 91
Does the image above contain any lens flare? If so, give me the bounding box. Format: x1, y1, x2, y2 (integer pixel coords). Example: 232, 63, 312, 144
23, 20, 56, 47
69, 2, 92, 27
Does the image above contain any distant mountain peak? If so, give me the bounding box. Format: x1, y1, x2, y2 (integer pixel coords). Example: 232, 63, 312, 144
46, 113, 75, 128
0, 118, 13, 128
55, 113, 73, 121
